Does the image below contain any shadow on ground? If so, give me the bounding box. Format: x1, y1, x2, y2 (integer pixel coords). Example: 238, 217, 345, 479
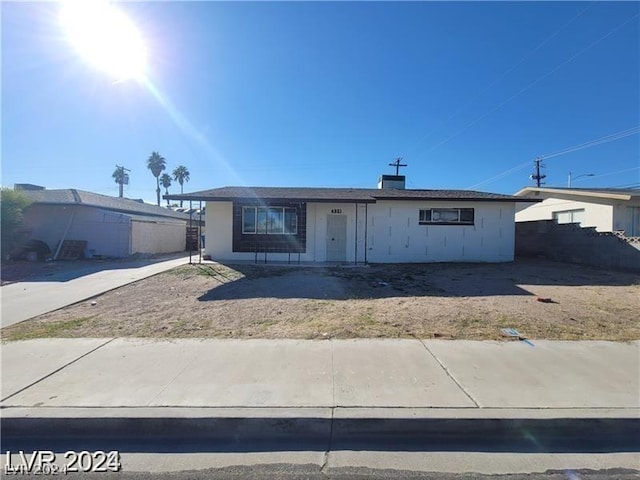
196, 259, 639, 301
0, 253, 189, 285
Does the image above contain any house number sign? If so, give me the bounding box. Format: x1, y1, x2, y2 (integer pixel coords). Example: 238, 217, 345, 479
330, 209, 342, 214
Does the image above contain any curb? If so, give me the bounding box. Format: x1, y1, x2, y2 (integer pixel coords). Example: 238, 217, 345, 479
2, 413, 639, 453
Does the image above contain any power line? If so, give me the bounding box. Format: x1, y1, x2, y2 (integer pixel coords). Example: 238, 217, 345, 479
539, 127, 640, 160
585, 165, 640, 181
465, 130, 640, 190
608, 183, 640, 188
419, 11, 639, 157
405, 2, 596, 157
466, 161, 531, 189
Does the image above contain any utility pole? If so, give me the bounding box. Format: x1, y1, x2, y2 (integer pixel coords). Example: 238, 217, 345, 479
530, 158, 546, 187
389, 157, 407, 175
115, 165, 131, 198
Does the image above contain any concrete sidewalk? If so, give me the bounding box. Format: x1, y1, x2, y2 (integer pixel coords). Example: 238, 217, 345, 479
2, 338, 638, 409
0, 256, 190, 328
2, 338, 639, 474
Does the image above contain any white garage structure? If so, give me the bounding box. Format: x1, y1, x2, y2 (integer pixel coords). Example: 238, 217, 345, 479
167, 176, 534, 264
21, 189, 189, 258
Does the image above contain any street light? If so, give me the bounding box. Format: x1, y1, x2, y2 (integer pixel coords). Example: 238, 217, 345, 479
568, 172, 595, 187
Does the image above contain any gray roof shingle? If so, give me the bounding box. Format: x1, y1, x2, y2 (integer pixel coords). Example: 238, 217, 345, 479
22, 189, 190, 220
165, 186, 533, 203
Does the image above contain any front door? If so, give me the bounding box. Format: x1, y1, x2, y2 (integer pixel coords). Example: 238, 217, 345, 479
326, 215, 347, 262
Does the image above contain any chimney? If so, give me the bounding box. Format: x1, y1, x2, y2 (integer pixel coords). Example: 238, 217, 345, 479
377, 174, 406, 190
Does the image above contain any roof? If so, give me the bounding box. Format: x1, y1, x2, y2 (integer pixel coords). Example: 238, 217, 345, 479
165, 186, 535, 203
514, 187, 640, 201
22, 189, 191, 220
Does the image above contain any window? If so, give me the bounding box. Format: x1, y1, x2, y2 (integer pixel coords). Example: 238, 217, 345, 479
552, 209, 585, 226
242, 207, 298, 235
242, 207, 256, 234
419, 208, 474, 225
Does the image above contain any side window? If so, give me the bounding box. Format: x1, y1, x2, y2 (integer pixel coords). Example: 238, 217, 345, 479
419, 208, 474, 225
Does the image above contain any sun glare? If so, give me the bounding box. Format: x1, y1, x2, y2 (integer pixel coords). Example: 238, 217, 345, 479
60, 1, 147, 81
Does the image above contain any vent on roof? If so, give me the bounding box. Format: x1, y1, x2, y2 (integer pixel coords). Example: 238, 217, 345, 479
378, 175, 406, 190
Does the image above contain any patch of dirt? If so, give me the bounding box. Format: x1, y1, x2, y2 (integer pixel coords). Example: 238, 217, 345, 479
3, 260, 639, 341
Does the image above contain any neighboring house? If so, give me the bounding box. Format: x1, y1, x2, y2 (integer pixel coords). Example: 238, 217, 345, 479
18, 187, 191, 258
514, 187, 640, 235
166, 175, 535, 264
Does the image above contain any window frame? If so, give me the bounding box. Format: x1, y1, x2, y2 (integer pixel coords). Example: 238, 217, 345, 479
552, 208, 585, 225
242, 206, 257, 234
242, 206, 298, 235
418, 208, 475, 226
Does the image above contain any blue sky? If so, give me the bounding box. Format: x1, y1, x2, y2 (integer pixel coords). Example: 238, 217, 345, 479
2, 1, 639, 203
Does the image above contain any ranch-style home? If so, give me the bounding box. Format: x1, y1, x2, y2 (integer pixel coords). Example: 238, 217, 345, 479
166, 175, 536, 264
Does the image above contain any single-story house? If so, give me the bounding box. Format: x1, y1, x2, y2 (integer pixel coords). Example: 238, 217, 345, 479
514, 187, 640, 236
166, 175, 536, 264
18, 187, 192, 258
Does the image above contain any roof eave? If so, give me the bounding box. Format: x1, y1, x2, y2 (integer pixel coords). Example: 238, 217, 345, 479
28, 200, 189, 221
515, 187, 631, 201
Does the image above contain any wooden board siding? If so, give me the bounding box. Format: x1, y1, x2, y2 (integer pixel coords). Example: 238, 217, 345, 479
232, 201, 307, 253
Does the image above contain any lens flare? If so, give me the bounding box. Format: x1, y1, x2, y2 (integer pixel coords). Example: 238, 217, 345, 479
60, 0, 147, 81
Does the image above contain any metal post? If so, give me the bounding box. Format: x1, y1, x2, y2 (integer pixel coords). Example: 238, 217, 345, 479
364, 203, 368, 264
198, 200, 202, 264
188, 200, 193, 265
355, 203, 358, 265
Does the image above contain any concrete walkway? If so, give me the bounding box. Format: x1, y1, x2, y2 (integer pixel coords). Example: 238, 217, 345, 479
0, 256, 190, 328
1, 339, 639, 474
2, 338, 638, 409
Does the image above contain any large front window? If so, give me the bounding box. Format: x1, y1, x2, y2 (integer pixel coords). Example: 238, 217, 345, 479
243, 206, 297, 234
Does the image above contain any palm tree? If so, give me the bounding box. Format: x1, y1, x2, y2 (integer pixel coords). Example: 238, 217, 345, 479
160, 173, 172, 206
146, 151, 166, 206
112, 166, 127, 198
172, 165, 190, 207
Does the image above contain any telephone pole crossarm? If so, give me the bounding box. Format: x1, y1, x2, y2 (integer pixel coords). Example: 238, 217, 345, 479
389, 157, 407, 176
530, 158, 546, 187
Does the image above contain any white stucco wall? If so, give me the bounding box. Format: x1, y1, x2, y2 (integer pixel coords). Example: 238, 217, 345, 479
131, 219, 186, 254
366, 201, 514, 263
24, 204, 131, 257
515, 198, 615, 232
205, 200, 516, 263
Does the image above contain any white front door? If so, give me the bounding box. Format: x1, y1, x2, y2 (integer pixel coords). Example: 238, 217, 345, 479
326, 215, 347, 262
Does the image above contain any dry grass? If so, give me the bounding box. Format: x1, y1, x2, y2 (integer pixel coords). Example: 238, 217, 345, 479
3, 260, 639, 341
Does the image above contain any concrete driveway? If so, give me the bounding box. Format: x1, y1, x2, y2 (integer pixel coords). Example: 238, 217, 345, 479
0, 255, 190, 328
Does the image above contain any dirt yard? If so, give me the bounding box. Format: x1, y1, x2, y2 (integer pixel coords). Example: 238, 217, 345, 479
2, 260, 639, 341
